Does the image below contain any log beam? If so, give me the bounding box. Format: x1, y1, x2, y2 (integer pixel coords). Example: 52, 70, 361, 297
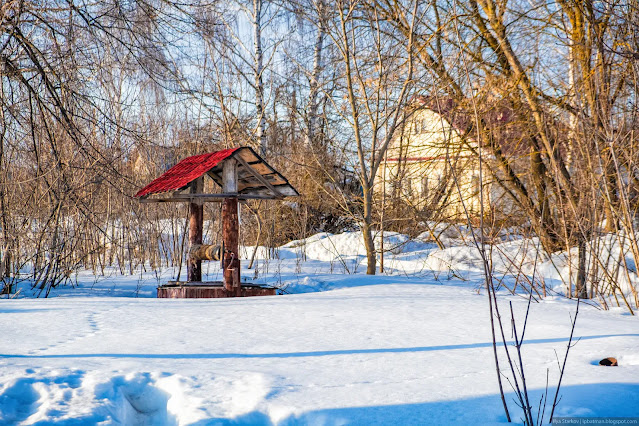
189, 244, 221, 261
139, 193, 283, 203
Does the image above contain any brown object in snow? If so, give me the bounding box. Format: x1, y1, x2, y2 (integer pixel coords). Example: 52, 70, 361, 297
599, 357, 618, 366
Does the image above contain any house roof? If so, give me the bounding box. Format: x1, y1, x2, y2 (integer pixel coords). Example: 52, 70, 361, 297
407, 95, 558, 158
134, 146, 298, 199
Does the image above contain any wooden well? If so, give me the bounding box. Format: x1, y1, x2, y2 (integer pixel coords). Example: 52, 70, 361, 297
134, 147, 298, 298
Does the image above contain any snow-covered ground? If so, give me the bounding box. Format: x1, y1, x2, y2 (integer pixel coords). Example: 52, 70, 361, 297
1, 231, 638, 425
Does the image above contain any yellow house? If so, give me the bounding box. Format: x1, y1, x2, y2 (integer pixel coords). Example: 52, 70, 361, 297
378, 97, 492, 220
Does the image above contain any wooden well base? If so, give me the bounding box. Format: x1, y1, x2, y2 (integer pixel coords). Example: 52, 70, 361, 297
157, 281, 276, 298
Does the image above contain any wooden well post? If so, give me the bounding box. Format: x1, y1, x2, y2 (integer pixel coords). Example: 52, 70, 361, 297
221, 158, 240, 294
188, 177, 204, 282
185, 159, 241, 292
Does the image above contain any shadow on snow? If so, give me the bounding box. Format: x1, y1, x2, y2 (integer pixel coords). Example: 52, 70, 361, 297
2, 334, 638, 360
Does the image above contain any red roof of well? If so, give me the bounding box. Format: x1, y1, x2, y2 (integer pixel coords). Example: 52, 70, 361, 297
134, 148, 239, 197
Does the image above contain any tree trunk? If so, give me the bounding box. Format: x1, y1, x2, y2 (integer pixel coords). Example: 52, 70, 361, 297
253, 0, 267, 155
362, 188, 376, 275
576, 236, 588, 299
362, 221, 376, 275
306, 1, 326, 148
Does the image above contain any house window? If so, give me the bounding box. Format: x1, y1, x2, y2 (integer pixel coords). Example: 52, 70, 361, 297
421, 176, 429, 197
405, 177, 413, 196
421, 118, 428, 133
471, 175, 481, 194
413, 120, 419, 134
386, 180, 394, 194
392, 178, 401, 194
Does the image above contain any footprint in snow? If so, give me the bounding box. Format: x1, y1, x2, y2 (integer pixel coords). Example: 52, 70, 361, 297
0, 377, 42, 424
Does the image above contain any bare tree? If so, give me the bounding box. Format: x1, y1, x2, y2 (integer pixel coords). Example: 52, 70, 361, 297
322, 0, 418, 274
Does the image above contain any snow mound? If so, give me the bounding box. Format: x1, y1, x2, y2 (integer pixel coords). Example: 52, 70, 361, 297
424, 238, 545, 280
537, 233, 639, 295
